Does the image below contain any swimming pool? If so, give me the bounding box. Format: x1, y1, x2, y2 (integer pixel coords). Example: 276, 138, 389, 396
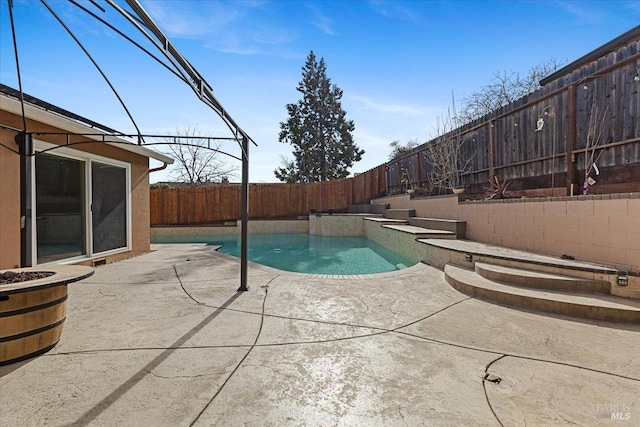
154, 233, 415, 275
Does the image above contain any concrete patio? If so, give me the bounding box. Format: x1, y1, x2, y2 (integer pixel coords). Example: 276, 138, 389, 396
1, 244, 638, 426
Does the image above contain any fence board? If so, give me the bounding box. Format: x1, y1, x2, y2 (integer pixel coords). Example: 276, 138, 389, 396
150, 165, 386, 225
387, 39, 640, 196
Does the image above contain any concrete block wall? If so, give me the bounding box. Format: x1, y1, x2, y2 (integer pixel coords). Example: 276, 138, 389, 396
373, 193, 640, 271
364, 220, 430, 263
408, 217, 466, 238
309, 214, 368, 237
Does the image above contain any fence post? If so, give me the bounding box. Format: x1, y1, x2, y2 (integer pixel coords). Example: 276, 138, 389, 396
566, 84, 577, 195
489, 121, 496, 179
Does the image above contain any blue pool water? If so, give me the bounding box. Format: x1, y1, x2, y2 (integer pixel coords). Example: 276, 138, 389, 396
154, 233, 415, 275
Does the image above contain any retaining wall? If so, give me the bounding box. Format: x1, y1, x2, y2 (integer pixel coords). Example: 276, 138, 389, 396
364, 220, 430, 263
151, 219, 309, 240
372, 193, 640, 271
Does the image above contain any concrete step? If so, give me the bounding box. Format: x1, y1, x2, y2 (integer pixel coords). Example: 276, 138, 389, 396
408, 217, 466, 239
364, 217, 407, 224
420, 238, 619, 275
383, 209, 416, 221
382, 224, 456, 239
444, 264, 640, 323
475, 262, 611, 294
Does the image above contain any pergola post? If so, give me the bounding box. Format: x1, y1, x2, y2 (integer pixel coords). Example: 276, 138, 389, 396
17, 132, 33, 267
238, 135, 249, 292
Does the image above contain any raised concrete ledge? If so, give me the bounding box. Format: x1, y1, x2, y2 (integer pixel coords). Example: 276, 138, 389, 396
383, 209, 416, 220
460, 192, 640, 204
347, 204, 388, 214
410, 217, 464, 223
422, 239, 618, 276
408, 217, 466, 239
382, 224, 455, 238
364, 217, 407, 223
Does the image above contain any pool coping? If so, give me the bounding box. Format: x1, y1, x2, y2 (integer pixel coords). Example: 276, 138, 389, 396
153, 243, 428, 280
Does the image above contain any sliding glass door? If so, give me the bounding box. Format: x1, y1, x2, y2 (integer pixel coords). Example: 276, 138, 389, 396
91, 161, 127, 253
35, 154, 86, 264
34, 147, 130, 265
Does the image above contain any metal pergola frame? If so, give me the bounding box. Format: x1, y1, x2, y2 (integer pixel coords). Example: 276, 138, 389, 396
3, 0, 255, 291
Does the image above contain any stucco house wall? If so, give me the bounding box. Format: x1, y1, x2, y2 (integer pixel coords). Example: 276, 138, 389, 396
0, 124, 21, 268
0, 91, 171, 269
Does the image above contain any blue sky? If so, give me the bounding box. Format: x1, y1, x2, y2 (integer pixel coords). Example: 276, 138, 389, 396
1, 0, 638, 182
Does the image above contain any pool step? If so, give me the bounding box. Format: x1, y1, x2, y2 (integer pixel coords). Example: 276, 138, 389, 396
475, 262, 610, 294
364, 217, 408, 224
408, 217, 466, 239
444, 263, 640, 323
381, 224, 456, 239
383, 209, 416, 221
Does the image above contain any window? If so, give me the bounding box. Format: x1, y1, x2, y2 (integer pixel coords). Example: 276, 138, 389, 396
33, 144, 130, 265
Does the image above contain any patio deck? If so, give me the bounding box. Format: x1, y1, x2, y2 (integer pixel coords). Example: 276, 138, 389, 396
1, 243, 638, 426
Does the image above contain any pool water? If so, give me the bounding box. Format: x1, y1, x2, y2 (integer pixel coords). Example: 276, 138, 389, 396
213, 233, 414, 274
155, 233, 415, 275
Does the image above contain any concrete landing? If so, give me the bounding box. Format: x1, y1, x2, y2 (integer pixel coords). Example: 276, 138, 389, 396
1, 244, 639, 426
422, 239, 619, 274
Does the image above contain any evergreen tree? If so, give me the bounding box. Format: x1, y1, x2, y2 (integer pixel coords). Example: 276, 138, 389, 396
275, 51, 363, 182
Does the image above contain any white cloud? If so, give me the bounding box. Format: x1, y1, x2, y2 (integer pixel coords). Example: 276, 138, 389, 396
367, 0, 422, 25
140, 1, 242, 38
349, 95, 426, 116
308, 5, 336, 36
140, 0, 298, 57
624, 1, 640, 13
554, 1, 602, 22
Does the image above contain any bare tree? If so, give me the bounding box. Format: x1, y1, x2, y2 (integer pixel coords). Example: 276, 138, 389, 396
388, 139, 420, 161
166, 128, 238, 187
424, 94, 474, 192
582, 104, 609, 195
461, 58, 564, 123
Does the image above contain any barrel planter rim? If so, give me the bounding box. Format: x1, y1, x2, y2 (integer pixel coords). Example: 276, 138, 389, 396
0, 265, 94, 296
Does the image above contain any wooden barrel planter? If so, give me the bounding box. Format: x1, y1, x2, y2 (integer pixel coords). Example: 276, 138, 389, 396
0, 266, 94, 366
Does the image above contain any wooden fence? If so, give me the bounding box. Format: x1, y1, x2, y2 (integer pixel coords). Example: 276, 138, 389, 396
388, 35, 640, 197
150, 164, 386, 225
151, 32, 639, 225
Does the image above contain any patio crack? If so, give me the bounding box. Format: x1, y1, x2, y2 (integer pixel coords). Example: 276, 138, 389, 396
482, 354, 507, 427
51, 302, 640, 386
173, 264, 203, 305
197, 295, 473, 342
393, 330, 640, 382
188, 278, 271, 427
98, 288, 116, 297
66, 290, 246, 427
144, 369, 214, 380
389, 296, 472, 332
